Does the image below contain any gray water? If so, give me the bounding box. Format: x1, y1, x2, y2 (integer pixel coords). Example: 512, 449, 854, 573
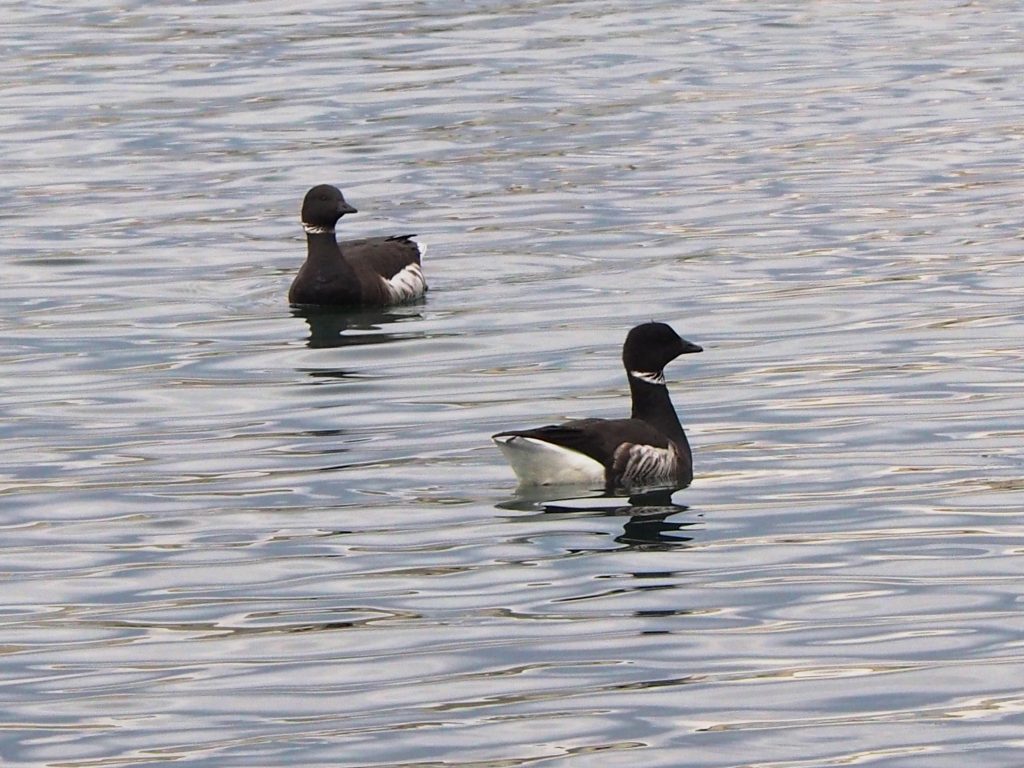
3, 2, 1023, 766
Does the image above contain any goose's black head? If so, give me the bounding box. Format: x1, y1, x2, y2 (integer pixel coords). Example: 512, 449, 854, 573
622, 322, 702, 376
301, 184, 358, 229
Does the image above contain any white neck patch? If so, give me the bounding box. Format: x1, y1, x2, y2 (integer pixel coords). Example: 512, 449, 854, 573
302, 223, 334, 235
629, 369, 666, 386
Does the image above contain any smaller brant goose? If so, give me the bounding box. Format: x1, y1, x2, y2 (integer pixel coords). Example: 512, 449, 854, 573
288, 184, 426, 307
493, 322, 702, 490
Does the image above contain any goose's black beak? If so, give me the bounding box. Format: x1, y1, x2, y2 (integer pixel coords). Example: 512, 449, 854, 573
678, 338, 703, 355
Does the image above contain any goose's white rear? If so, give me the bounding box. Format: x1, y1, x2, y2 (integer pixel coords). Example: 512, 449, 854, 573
492, 434, 605, 487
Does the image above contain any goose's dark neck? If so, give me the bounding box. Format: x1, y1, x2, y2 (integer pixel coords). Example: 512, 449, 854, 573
628, 371, 690, 457
304, 228, 340, 259
300, 228, 358, 296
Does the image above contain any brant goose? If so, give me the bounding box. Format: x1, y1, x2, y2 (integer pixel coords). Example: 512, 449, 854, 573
493, 322, 702, 490
288, 184, 426, 307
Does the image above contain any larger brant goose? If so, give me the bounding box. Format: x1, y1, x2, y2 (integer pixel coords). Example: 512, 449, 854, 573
288, 184, 426, 307
493, 322, 702, 490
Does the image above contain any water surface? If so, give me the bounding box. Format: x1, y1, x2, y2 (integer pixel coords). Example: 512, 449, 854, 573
2, 2, 1023, 766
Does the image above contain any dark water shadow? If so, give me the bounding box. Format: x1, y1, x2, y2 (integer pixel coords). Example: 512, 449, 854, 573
497, 487, 700, 549
290, 305, 425, 349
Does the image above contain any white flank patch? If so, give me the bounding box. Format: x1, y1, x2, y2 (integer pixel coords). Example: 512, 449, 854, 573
493, 435, 605, 487
383, 262, 427, 303
411, 238, 427, 262
616, 442, 678, 485
629, 369, 666, 386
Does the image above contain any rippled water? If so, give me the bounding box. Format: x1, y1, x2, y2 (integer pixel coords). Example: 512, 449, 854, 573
3, 2, 1023, 766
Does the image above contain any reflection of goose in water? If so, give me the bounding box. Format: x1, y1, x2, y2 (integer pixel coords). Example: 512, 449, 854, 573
291, 305, 423, 349
493, 323, 702, 492
498, 488, 699, 549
